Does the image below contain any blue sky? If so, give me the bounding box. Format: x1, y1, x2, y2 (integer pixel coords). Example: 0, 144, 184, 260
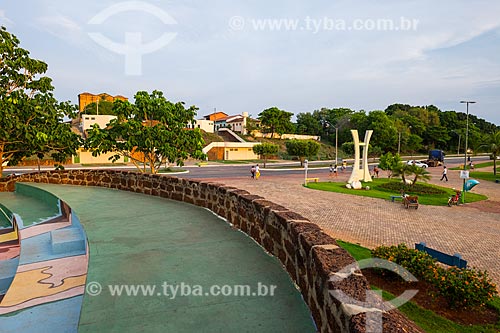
1, 0, 499, 124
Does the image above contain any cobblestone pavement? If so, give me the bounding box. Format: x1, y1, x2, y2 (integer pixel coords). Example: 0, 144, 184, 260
209, 166, 500, 287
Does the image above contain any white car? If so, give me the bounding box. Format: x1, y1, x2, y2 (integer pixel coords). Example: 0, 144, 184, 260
406, 160, 428, 168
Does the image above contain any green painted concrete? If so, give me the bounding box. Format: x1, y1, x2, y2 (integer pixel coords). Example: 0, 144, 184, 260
28, 184, 316, 333
0, 192, 59, 227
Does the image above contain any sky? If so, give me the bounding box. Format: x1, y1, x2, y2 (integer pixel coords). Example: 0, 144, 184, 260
1, 0, 499, 125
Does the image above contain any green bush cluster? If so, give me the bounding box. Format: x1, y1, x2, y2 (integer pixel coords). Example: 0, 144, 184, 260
372, 244, 498, 308
378, 181, 447, 195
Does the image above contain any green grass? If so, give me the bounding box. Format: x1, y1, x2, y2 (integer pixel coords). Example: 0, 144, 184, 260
338, 240, 500, 333
336, 240, 372, 261
158, 168, 186, 173
468, 172, 500, 183
306, 179, 487, 206
266, 163, 331, 169
451, 161, 499, 171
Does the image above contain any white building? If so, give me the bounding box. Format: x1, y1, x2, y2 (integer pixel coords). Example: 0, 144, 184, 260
81, 115, 117, 132
187, 119, 215, 133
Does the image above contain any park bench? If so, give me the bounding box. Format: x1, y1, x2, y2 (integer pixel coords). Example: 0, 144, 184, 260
390, 195, 402, 202
415, 242, 467, 268
305, 178, 319, 184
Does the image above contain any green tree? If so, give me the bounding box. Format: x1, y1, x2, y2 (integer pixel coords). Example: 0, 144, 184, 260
0, 26, 81, 174
82, 100, 115, 116
365, 111, 397, 152
252, 143, 279, 168
296, 112, 321, 135
285, 139, 320, 166
258, 107, 294, 138
410, 167, 431, 187
85, 90, 205, 174
479, 131, 500, 176
378, 152, 402, 178
391, 162, 415, 186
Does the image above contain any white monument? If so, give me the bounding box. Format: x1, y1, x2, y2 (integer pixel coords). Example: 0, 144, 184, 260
348, 129, 373, 183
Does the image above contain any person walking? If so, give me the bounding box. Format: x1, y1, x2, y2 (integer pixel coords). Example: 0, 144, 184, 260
440, 165, 448, 181
250, 165, 256, 179
255, 164, 261, 180
329, 164, 334, 178
333, 164, 338, 178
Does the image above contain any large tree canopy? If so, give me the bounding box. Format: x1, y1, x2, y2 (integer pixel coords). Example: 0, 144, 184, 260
85, 90, 206, 174
258, 107, 294, 138
0, 26, 81, 174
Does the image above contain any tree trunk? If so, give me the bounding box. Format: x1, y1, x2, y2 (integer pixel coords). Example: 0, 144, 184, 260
0, 146, 3, 175
263, 156, 267, 168
37, 157, 41, 173
494, 157, 497, 176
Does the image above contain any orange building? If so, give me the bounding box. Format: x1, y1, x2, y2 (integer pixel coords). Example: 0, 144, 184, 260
78, 92, 128, 113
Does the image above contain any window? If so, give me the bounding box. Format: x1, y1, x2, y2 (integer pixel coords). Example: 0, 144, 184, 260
91, 117, 95, 120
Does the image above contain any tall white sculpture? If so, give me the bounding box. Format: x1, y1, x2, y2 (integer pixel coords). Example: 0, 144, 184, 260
348, 129, 373, 183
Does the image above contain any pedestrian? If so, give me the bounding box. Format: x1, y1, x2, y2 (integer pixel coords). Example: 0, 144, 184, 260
329, 164, 333, 178
250, 165, 256, 179
373, 166, 379, 178
342, 161, 347, 171
333, 164, 338, 178
469, 161, 474, 170
440, 165, 448, 181
255, 164, 261, 180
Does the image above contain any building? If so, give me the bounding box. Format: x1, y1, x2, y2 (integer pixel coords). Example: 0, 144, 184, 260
80, 115, 117, 132
186, 119, 215, 133
78, 92, 128, 113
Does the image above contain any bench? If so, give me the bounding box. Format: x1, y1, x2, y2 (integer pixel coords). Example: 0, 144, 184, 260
305, 178, 319, 183
390, 195, 402, 202
415, 242, 467, 268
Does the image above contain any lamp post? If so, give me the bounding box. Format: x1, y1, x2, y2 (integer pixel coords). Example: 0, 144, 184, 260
460, 100, 476, 204
397, 131, 401, 155
335, 126, 338, 166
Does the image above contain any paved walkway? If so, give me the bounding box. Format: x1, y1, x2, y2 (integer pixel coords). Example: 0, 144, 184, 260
214, 166, 500, 288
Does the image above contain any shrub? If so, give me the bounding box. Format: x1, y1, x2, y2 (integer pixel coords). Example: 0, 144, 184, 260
434, 267, 498, 308
372, 244, 498, 308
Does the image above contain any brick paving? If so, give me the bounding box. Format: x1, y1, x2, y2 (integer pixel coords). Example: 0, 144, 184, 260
212, 166, 500, 288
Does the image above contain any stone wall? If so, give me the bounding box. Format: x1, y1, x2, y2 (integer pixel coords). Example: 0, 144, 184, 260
0, 170, 422, 333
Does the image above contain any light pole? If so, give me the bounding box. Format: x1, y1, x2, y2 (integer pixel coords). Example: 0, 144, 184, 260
397, 131, 401, 155
460, 100, 476, 204
335, 126, 338, 166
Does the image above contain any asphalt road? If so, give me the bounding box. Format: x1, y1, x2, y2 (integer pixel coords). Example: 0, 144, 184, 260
2, 155, 491, 179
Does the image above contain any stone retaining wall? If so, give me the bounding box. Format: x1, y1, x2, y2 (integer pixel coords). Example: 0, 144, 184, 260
0, 170, 421, 333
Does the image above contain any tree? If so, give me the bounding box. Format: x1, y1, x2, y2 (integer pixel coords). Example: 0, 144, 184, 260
378, 152, 402, 178
258, 107, 294, 138
0, 26, 81, 175
285, 139, 320, 166
479, 131, 500, 176
296, 112, 321, 135
391, 162, 415, 186
252, 143, 279, 167
85, 90, 205, 174
410, 166, 431, 187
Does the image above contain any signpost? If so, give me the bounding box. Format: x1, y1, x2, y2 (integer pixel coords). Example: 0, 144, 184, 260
304, 159, 308, 186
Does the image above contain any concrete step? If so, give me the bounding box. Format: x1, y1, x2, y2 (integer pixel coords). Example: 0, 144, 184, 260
50, 227, 86, 254
0, 258, 19, 295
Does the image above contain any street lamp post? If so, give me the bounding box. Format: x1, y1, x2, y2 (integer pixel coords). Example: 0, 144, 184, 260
397, 131, 401, 155
335, 127, 338, 166
460, 100, 476, 204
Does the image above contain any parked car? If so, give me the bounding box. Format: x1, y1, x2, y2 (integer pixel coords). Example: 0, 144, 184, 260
406, 160, 428, 168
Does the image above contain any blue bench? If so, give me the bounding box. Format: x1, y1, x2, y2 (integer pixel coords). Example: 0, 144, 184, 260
390, 195, 402, 202
415, 242, 467, 268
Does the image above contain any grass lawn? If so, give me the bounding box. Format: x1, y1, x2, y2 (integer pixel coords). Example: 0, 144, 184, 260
306, 178, 487, 206
468, 172, 500, 183
451, 161, 500, 171
158, 168, 187, 173
337, 241, 500, 333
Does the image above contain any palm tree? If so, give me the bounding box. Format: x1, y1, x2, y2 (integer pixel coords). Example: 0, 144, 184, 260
391, 162, 414, 186
479, 131, 500, 176
411, 167, 431, 187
